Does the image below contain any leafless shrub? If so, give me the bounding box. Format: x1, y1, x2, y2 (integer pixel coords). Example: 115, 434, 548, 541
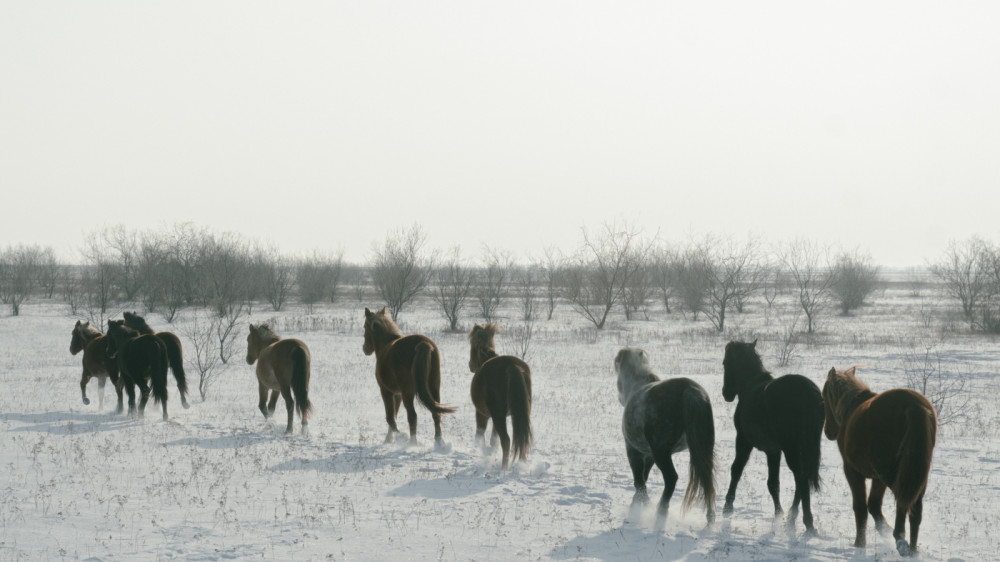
370, 224, 432, 322
0, 244, 47, 316
541, 246, 564, 320
903, 347, 970, 427
182, 314, 225, 400
675, 243, 713, 321
296, 250, 345, 313
475, 247, 515, 323
777, 238, 833, 334
776, 315, 801, 367
704, 236, 766, 332
501, 319, 536, 363
930, 237, 993, 330
831, 249, 881, 315
431, 247, 473, 331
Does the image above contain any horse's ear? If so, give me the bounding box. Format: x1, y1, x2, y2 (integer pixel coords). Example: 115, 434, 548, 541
846, 366, 857, 377
828, 367, 837, 378
364, 307, 372, 318
752, 339, 758, 348
378, 307, 387, 316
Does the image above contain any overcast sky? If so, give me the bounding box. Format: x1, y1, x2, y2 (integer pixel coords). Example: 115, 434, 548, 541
2, 2, 998, 267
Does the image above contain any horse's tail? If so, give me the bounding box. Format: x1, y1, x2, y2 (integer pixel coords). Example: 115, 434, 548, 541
800, 391, 824, 492
161, 333, 189, 407
507, 365, 533, 462
413, 341, 456, 415
894, 402, 937, 513
150, 339, 169, 407
681, 385, 716, 513
291, 345, 312, 418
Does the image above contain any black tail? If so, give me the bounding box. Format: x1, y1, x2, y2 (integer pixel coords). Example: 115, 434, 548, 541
507, 365, 533, 461
291, 345, 312, 418
894, 403, 937, 513
800, 394, 824, 492
150, 340, 169, 408
682, 386, 716, 513
413, 342, 455, 415
161, 333, 189, 406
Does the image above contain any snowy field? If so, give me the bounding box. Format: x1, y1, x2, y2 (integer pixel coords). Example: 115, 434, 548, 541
2, 286, 999, 561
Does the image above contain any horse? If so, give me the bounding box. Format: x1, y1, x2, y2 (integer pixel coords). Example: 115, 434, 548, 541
467, 323, 532, 469
245, 323, 312, 434
363, 307, 455, 445
615, 347, 716, 529
721, 340, 824, 534
822, 366, 937, 557
105, 319, 171, 419
69, 320, 124, 412
123, 311, 190, 409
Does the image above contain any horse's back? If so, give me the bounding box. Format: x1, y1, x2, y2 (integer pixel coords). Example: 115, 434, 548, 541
262, 338, 311, 367
471, 355, 531, 413
385, 334, 437, 371
845, 388, 936, 476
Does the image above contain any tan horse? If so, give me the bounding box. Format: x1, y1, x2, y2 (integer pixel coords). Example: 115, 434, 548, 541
468, 323, 532, 469
123, 311, 190, 409
246, 324, 312, 434
823, 366, 937, 557
363, 307, 455, 445
69, 320, 124, 412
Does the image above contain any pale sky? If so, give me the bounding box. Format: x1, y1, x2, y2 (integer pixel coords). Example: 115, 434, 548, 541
2, 2, 998, 267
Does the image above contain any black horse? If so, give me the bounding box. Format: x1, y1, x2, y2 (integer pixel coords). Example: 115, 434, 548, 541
123, 311, 190, 409
615, 348, 716, 529
105, 320, 171, 419
721, 340, 823, 534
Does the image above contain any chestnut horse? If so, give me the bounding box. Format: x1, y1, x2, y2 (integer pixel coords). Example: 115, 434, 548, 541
823, 366, 937, 557
245, 324, 312, 434
363, 307, 455, 445
721, 340, 824, 534
616, 347, 716, 529
69, 320, 124, 412
123, 311, 190, 409
105, 320, 171, 419
467, 323, 532, 469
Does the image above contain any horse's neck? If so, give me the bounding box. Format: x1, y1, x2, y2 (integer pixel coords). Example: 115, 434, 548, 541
621, 371, 658, 400
836, 386, 877, 423
743, 369, 773, 392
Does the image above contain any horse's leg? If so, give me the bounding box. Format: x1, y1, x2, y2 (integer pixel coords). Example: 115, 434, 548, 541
784, 449, 814, 533
429, 375, 444, 444
626, 445, 650, 505
765, 450, 784, 517
80, 369, 92, 405
724, 432, 753, 515
123, 378, 136, 416
490, 427, 499, 448
380, 389, 399, 443
652, 451, 679, 531
258, 383, 270, 419
97, 376, 107, 410
113, 374, 125, 414
867, 479, 889, 533
268, 390, 280, 416
475, 411, 489, 449
137, 380, 151, 418
907, 492, 924, 556
280, 385, 294, 435
844, 467, 870, 548
402, 394, 419, 444
491, 411, 511, 469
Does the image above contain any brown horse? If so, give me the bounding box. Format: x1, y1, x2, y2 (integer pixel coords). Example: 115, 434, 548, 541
69, 320, 124, 412
468, 323, 532, 469
246, 323, 312, 434
123, 311, 190, 409
822, 366, 937, 557
105, 319, 171, 419
363, 307, 455, 445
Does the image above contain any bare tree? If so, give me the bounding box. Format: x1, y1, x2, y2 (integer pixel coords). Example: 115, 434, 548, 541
0, 244, 44, 316
651, 245, 680, 314
101, 226, 144, 302
541, 246, 563, 320
255, 245, 294, 312
622, 258, 654, 321
37, 247, 59, 299
831, 249, 881, 315
370, 224, 432, 321
778, 238, 833, 334
903, 347, 970, 426
930, 237, 992, 329
475, 247, 515, 323
297, 250, 345, 313
431, 247, 473, 331
705, 237, 766, 332
565, 222, 653, 329
80, 236, 120, 326
517, 264, 539, 322
181, 314, 225, 400
675, 244, 713, 321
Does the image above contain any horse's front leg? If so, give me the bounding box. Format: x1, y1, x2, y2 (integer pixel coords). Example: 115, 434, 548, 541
475, 411, 489, 449
844, 467, 869, 548
724, 432, 753, 515
113, 373, 125, 414
380, 389, 400, 443
137, 380, 151, 417
258, 383, 270, 419
97, 376, 107, 410
626, 445, 650, 504
652, 451, 679, 531
765, 450, 784, 516
267, 390, 280, 416
124, 380, 137, 417
80, 369, 92, 405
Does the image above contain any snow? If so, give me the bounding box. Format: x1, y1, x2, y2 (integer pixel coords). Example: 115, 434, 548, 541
2, 289, 999, 560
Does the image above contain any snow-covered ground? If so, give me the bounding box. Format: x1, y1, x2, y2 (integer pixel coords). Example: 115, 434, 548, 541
2, 287, 999, 560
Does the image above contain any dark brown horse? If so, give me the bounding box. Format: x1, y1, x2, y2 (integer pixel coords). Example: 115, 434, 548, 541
246, 323, 312, 434
123, 311, 190, 409
468, 323, 532, 469
616, 347, 716, 529
823, 366, 937, 557
721, 340, 824, 534
69, 320, 124, 412
363, 307, 455, 445
105, 319, 171, 419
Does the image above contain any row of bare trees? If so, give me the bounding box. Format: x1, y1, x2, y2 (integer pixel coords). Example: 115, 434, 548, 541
932, 237, 1000, 333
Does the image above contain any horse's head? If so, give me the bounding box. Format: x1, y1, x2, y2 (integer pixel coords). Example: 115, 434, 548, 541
363, 307, 398, 356
722, 339, 764, 402
614, 347, 656, 406
822, 366, 861, 440
70, 320, 90, 355
123, 311, 152, 334
467, 323, 498, 373
105, 320, 126, 359
246, 323, 276, 365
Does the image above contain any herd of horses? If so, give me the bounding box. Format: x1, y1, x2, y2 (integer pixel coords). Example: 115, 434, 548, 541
69, 307, 937, 557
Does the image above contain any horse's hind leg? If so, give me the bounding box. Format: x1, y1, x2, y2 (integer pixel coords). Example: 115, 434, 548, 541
724, 432, 753, 515
765, 450, 784, 516
652, 451, 679, 531
113, 375, 125, 414
784, 450, 815, 533
280, 386, 294, 434
258, 383, 270, 419
80, 369, 92, 405
97, 376, 107, 410
845, 467, 870, 548
268, 390, 280, 416
491, 411, 511, 469
402, 394, 419, 444
475, 411, 489, 448
626, 445, 650, 504
380, 389, 400, 443
907, 493, 924, 555
867, 479, 889, 533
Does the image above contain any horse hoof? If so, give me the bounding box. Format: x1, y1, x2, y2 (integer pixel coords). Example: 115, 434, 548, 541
182, 400, 190, 410
723, 504, 734, 516
896, 539, 910, 557
82, 397, 90, 405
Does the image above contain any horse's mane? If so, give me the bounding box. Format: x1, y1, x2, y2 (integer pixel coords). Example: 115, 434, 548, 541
824, 367, 876, 426
253, 323, 281, 343
75, 321, 101, 338
123, 311, 155, 335
371, 311, 403, 340
468, 323, 498, 349
725, 340, 771, 377
108, 319, 139, 339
